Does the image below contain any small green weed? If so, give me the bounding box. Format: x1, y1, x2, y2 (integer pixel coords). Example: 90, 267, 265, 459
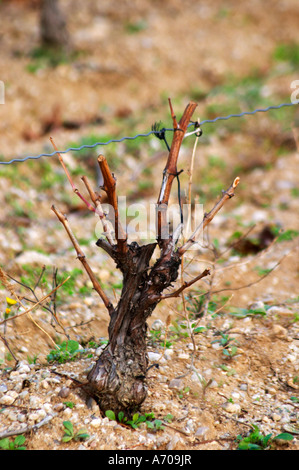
273, 43, 299, 68
4, 195, 37, 220
105, 410, 173, 431
177, 387, 190, 399
27, 354, 39, 365
236, 424, 294, 450
219, 364, 237, 376
222, 344, 238, 359
291, 187, 299, 198
61, 421, 89, 443
64, 401, 75, 409
212, 331, 239, 359
26, 46, 78, 74
254, 266, 272, 277
36, 160, 66, 191
0, 435, 26, 450
169, 320, 193, 340
148, 328, 173, 349
56, 268, 84, 298
186, 291, 229, 319
125, 20, 148, 34
268, 225, 299, 243
169, 320, 188, 339
228, 305, 269, 319
47, 339, 84, 364
276, 229, 299, 243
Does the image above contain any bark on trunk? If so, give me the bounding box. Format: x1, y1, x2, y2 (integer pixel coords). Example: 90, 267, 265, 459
86, 241, 181, 416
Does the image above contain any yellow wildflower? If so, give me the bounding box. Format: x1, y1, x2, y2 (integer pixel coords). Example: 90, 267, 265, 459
6, 297, 17, 306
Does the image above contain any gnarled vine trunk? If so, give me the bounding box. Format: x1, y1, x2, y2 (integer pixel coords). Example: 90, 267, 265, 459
86, 242, 181, 416
51, 100, 239, 417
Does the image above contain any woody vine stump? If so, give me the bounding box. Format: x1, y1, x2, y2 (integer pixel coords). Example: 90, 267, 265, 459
51, 100, 239, 417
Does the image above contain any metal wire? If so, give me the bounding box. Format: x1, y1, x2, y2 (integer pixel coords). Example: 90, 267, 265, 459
0, 101, 297, 165
186, 101, 297, 136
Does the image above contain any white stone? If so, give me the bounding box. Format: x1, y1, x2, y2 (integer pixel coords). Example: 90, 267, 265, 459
287, 354, 297, 363
186, 419, 195, 432
90, 418, 103, 428
7, 411, 18, 422
222, 402, 241, 414
166, 435, 180, 450
28, 412, 41, 423
262, 417, 271, 425
239, 383, 248, 391
9, 371, 20, 378
251, 210, 267, 223
271, 324, 288, 338
17, 413, 27, 423
195, 426, 210, 437
43, 403, 53, 413
63, 407, 72, 418
163, 350, 173, 360
95, 346, 105, 356
28, 409, 46, 423
148, 352, 161, 362
29, 396, 42, 408
7, 390, 19, 400
168, 378, 183, 390
17, 364, 31, 374
151, 319, 164, 331
178, 353, 189, 360
268, 306, 293, 316
41, 379, 49, 390
248, 301, 265, 310
0, 384, 8, 393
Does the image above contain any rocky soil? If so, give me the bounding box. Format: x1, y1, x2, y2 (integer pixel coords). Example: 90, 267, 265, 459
0, 0, 298, 451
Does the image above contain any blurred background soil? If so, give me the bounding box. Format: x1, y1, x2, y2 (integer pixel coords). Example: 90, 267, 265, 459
0, 0, 298, 450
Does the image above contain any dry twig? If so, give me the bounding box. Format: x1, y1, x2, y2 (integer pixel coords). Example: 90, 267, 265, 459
157, 99, 198, 247
50, 137, 96, 213
97, 154, 127, 253
51, 205, 113, 314
0, 413, 58, 440
0, 276, 70, 327
179, 177, 240, 255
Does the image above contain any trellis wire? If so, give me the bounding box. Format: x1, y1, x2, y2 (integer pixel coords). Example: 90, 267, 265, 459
0, 101, 297, 165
